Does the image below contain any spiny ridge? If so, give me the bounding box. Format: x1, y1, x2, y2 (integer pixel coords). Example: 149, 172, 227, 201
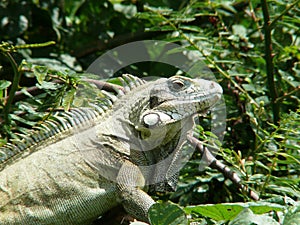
0, 74, 145, 169
0, 106, 104, 167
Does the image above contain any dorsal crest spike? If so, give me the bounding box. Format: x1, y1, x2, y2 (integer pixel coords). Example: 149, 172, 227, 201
70, 109, 88, 125
52, 114, 70, 130
118, 76, 130, 92
45, 120, 62, 133
119, 74, 146, 94
101, 90, 118, 103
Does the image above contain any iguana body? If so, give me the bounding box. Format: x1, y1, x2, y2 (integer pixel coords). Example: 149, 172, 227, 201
0, 74, 222, 224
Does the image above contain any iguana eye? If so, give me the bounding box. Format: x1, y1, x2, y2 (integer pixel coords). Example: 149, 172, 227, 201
170, 80, 185, 90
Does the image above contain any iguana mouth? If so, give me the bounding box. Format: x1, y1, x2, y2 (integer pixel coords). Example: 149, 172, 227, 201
159, 93, 221, 110
150, 93, 220, 110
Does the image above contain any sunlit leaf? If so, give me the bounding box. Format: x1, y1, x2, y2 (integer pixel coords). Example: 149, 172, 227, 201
185, 202, 284, 222
0, 80, 11, 90
149, 202, 188, 225
229, 208, 279, 225
282, 204, 300, 225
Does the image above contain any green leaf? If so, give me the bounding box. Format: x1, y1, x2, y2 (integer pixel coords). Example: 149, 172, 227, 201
266, 185, 300, 198
62, 88, 76, 111
229, 208, 279, 225
232, 24, 247, 39
0, 80, 12, 90
179, 25, 203, 32
148, 202, 188, 225
184, 202, 284, 221
33, 66, 48, 84
282, 204, 300, 225
36, 81, 59, 90
185, 204, 243, 221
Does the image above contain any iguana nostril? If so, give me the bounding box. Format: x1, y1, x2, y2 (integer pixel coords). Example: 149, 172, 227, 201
150, 96, 159, 109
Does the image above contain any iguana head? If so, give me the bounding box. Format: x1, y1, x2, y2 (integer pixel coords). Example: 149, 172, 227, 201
123, 75, 223, 190
139, 75, 222, 129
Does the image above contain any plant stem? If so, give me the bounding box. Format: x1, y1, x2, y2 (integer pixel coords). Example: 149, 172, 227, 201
2, 52, 21, 127
261, 0, 279, 125
14, 41, 56, 50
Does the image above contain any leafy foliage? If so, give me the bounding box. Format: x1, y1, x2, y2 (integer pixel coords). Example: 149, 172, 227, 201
148, 202, 188, 225
0, 0, 299, 224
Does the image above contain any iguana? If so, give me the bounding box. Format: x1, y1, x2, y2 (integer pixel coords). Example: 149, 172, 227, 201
0, 74, 222, 225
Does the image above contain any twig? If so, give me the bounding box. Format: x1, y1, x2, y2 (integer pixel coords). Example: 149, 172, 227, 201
13, 41, 56, 50
248, 1, 264, 41
187, 134, 260, 201
0, 41, 56, 128
83, 79, 124, 93
275, 85, 300, 103
4, 78, 123, 103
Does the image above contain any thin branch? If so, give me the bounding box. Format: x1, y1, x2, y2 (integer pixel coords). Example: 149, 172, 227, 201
83, 79, 124, 93
14, 41, 56, 50
248, 1, 264, 41
275, 85, 300, 103
187, 134, 260, 201
4, 78, 123, 103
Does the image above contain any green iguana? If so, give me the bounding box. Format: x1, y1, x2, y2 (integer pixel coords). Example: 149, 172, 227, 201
0, 74, 222, 224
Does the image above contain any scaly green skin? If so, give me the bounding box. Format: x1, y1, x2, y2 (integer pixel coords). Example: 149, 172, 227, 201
0, 75, 222, 224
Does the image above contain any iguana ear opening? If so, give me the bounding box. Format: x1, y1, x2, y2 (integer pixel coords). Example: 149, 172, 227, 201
141, 111, 172, 128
